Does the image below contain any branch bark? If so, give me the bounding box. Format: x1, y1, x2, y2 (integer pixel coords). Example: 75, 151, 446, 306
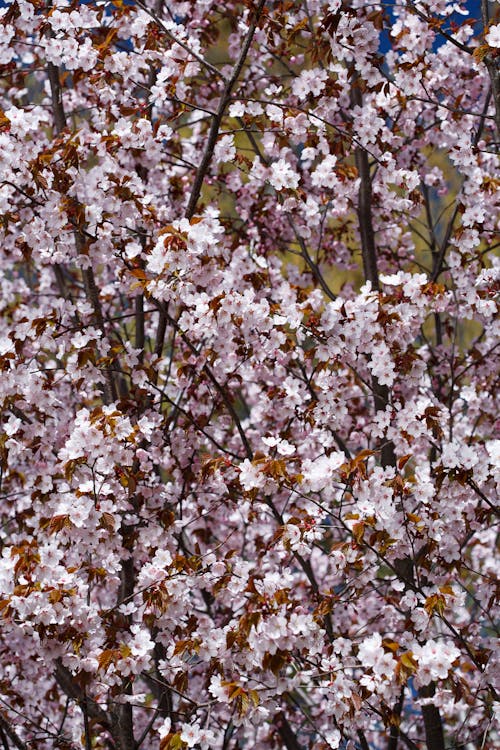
275, 712, 304, 750
351, 79, 379, 292
239, 119, 337, 300
387, 688, 405, 750
82, 691, 93, 750
135, 0, 223, 81
47, 61, 67, 133
350, 74, 395, 467
481, 0, 500, 143
0, 715, 28, 750
420, 685, 446, 750
110, 549, 136, 750
74, 231, 117, 405
184, 0, 266, 220
54, 660, 110, 727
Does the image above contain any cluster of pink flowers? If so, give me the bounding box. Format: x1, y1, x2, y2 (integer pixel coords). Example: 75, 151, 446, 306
0, 1, 498, 749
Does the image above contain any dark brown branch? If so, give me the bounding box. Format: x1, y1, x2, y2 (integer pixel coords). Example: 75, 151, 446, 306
111, 554, 136, 750
237, 96, 384, 163
481, 1, 500, 143
466, 479, 500, 516
184, 0, 266, 219
47, 61, 67, 133
291, 224, 337, 301
420, 685, 445, 750
54, 660, 110, 727
135, 293, 145, 363
296, 363, 351, 458
358, 730, 370, 750
159, 388, 245, 460
410, 94, 496, 119
338, 84, 448, 734
354, 134, 380, 288
399, 730, 420, 750
484, 60, 500, 145
387, 687, 405, 750
239, 121, 337, 301
82, 691, 93, 750
154, 304, 168, 359
79, 263, 118, 403
0, 723, 9, 750
45, 34, 73, 305
350, 73, 395, 468
111, 703, 134, 750
351, 78, 379, 292
421, 183, 444, 347
205, 364, 253, 457
265, 496, 335, 641
137, 645, 172, 747
134, 706, 162, 749
275, 712, 304, 750
0, 715, 28, 750
46, 54, 121, 723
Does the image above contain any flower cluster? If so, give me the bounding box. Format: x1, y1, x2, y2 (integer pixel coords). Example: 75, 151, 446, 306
0, 1, 497, 749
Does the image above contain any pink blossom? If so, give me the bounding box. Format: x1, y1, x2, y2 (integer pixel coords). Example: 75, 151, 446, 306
268, 159, 300, 191
0, 2, 496, 747
486, 24, 500, 47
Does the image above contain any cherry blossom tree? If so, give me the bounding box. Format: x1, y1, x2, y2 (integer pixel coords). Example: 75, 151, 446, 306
0, 1, 498, 749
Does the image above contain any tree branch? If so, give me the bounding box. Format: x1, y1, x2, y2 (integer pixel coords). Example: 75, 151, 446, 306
54, 660, 110, 728
481, 1, 500, 143
420, 685, 445, 750
238, 119, 337, 301
387, 687, 405, 750
350, 72, 395, 468
109, 551, 136, 750
358, 730, 370, 750
0, 715, 28, 750
184, 0, 266, 219
290, 222, 337, 301
46, 61, 67, 133
351, 78, 380, 292
275, 712, 304, 750
82, 691, 93, 750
